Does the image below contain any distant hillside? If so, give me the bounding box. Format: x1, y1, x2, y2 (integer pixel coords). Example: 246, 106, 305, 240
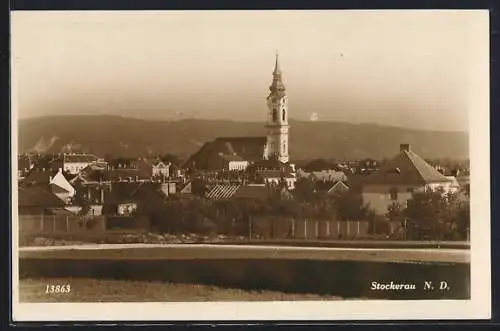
17, 115, 469, 161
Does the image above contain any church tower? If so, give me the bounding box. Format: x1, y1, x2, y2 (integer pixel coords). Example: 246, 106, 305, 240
264, 53, 289, 163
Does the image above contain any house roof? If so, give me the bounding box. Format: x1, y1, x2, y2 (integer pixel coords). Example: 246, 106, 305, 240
18, 156, 32, 170
107, 169, 151, 181
327, 180, 350, 193
362, 149, 452, 186
219, 154, 246, 162
21, 170, 54, 185
49, 183, 70, 193
185, 136, 267, 170
310, 170, 346, 182
232, 184, 275, 201
205, 184, 241, 200
303, 159, 339, 172
257, 169, 295, 179
18, 186, 66, 208
63, 153, 98, 163
250, 158, 292, 170
445, 176, 460, 187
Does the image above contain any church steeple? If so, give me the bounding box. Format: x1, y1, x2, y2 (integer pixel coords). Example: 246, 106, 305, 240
269, 52, 286, 98
264, 53, 289, 163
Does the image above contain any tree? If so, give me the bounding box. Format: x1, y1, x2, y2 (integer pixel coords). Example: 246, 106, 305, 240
160, 153, 181, 167
333, 191, 373, 221
71, 181, 92, 216
404, 189, 469, 240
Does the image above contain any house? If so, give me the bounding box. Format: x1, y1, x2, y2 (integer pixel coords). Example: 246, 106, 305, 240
106, 158, 152, 182
21, 169, 53, 187
21, 167, 75, 204
219, 154, 249, 171
151, 160, 170, 178
160, 181, 177, 197
205, 183, 292, 201
48, 168, 76, 203
117, 200, 138, 216
58, 153, 99, 175
247, 159, 297, 190
18, 154, 35, 179
326, 180, 350, 195
309, 170, 346, 183
70, 162, 109, 184
205, 184, 241, 200
445, 176, 461, 194
18, 186, 66, 215
361, 144, 454, 215
102, 182, 161, 216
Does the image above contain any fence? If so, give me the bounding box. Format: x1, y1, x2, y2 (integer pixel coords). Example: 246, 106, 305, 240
19, 214, 150, 237
249, 218, 370, 240
19, 215, 107, 235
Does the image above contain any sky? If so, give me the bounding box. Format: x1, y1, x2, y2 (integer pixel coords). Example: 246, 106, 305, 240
11, 10, 485, 132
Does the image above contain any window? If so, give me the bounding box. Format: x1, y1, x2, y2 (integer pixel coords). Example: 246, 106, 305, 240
406, 187, 414, 193
272, 109, 278, 122
282, 110, 286, 121
389, 187, 398, 201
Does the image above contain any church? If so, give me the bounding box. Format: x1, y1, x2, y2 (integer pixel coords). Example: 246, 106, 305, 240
186, 54, 293, 174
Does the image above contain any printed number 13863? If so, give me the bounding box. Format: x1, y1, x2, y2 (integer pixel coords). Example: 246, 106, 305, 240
45, 284, 71, 294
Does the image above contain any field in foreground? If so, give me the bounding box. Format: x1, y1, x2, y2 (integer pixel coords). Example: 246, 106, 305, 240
19, 278, 340, 302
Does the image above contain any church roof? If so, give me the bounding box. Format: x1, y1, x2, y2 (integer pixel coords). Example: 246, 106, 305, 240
363, 145, 452, 186
185, 136, 266, 170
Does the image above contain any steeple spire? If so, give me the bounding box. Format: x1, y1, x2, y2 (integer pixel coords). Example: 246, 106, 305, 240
273, 51, 281, 75
269, 52, 286, 98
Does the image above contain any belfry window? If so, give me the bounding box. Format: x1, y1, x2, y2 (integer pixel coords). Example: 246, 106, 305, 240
272, 109, 278, 122
282, 110, 286, 121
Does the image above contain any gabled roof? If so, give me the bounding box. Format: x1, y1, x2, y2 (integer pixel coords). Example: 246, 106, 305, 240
18, 186, 66, 208
49, 183, 70, 194
327, 180, 350, 194
363, 148, 452, 186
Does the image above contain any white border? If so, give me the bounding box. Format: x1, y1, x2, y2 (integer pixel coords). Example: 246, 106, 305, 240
11, 9, 491, 321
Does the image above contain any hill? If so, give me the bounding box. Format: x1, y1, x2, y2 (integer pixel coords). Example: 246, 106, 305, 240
17, 115, 469, 161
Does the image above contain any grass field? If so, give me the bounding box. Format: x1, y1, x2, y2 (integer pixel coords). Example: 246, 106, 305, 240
19, 278, 340, 302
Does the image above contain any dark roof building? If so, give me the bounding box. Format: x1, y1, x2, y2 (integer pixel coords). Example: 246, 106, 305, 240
362, 144, 452, 186
18, 186, 66, 215
185, 137, 267, 170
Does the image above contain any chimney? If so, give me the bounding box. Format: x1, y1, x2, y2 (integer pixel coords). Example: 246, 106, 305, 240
400, 144, 410, 153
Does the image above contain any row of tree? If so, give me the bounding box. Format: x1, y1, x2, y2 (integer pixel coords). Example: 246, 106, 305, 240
71, 176, 470, 241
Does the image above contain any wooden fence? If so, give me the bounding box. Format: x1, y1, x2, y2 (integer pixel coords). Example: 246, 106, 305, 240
250, 218, 370, 240
19, 215, 107, 235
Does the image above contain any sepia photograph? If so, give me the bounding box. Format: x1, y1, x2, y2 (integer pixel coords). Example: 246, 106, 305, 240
11, 9, 490, 321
